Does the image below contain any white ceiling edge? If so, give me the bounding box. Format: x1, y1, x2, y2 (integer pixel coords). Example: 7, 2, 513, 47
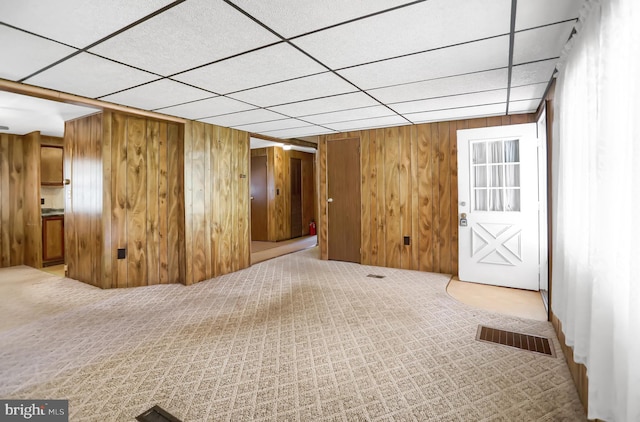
249, 136, 316, 154
0, 90, 100, 137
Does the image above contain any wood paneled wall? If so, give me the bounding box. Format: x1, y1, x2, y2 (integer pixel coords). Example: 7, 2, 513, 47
184, 121, 250, 285
251, 147, 316, 241
65, 113, 106, 287
0, 134, 25, 267
65, 112, 185, 288
23, 131, 42, 268
318, 114, 536, 275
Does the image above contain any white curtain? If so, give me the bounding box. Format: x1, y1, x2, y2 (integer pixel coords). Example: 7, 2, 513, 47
551, 0, 640, 420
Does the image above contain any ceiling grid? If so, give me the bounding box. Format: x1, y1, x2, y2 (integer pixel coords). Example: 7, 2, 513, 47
0, 0, 585, 138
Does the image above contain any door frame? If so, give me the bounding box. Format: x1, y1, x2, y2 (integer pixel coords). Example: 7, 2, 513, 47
457, 123, 546, 290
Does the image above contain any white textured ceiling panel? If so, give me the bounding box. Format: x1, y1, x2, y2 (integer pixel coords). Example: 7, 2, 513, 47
25, 53, 158, 99
303, 106, 396, 125
268, 92, 379, 117
235, 118, 312, 133
230, 0, 413, 38
368, 69, 509, 104
338, 36, 510, 90
155, 96, 255, 120
508, 99, 541, 113
173, 43, 326, 95
262, 126, 334, 138
100, 79, 213, 111
510, 83, 548, 101
406, 103, 507, 124
0, 26, 77, 81
513, 21, 575, 65
89, 0, 280, 76
511, 59, 557, 86
515, 0, 583, 31
228, 73, 356, 108
199, 109, 286, 127
0, 0, 174, 47
326, 115, 407, 131
390, 89, 507, 114
292, 0, 511, 69
0, 91, 99, 137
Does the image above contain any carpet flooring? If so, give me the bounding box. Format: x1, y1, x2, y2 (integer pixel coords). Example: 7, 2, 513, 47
0, 247, 585, 421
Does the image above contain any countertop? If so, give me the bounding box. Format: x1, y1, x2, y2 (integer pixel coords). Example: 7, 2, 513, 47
42, 208, 64, 217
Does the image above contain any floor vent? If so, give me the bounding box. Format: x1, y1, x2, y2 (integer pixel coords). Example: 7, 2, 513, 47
367, 274, 386, 279
476, 325, 556, 357
136, 405, 182, 422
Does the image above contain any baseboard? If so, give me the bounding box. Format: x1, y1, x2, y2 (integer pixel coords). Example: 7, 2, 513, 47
550, 311, 601, 420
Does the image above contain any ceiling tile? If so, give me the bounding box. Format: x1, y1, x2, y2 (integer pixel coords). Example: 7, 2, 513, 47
268, 92, 379, 117
89, 0, 280, 76
326, 115, 407, 132
508, 99, 541, 113
173, 43, 326, 94
263, 126, 335, 138
405, 103, 507, 124
390, 90, 507, 114
513, 21, 575, 65
292, 0, 511, 69
199, 109, 286, 127
0, 0, 174, 47
515, 0, 583, 31
155, 96, 255, 120
509, 82, 548, 101
100, 79, 213, 111
303, 106, 396, 125
0, 26, 77, 81
510, 59, 557, 87
0, 91, 99, 137
230, 0, 413, 38
24, 52, 159, 99
234, 118, 311, 133
368, 69, 509, 104
228, 73, 356, 108
337, 36, 510, 90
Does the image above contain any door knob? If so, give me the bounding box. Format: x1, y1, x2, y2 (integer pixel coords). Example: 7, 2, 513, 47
250, 196, 254, 200
327, 198, 333, 203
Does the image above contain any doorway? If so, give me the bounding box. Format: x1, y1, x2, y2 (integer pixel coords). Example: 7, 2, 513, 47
457, 123, 544, 290
290, 157, 302, 238
250, 155, 268, 241
327, 138, 361, 263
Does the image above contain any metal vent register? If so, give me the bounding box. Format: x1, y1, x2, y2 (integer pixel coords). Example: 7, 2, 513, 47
476, 325, 556, 357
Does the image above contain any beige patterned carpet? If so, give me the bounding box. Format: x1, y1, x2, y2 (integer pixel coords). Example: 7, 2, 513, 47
0, 248, 585, 421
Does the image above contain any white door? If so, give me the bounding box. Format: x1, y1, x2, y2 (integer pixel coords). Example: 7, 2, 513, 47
457, 123, 539, 290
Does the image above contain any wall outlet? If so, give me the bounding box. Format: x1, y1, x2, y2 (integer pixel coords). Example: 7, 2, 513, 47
117, 248, 126, 259
404, 236, 411, 246
41, 198, 45, 205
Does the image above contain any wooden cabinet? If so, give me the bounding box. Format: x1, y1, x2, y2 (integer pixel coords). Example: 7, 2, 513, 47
42, 216, 64, 265
41, 146, 63, 186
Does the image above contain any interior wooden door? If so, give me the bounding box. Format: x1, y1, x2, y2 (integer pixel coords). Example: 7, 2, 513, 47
327, 138, 361, 263
250, 155, 268, 241
290, 158, 302, 238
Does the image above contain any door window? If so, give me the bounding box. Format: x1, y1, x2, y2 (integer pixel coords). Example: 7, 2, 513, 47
471, 139, 520, 212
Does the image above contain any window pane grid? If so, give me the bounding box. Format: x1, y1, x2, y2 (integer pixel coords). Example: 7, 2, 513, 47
471, 139, 520, 212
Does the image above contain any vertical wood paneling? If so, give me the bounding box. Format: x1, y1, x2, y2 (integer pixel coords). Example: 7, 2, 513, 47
318, 114, 536, 275
0, 134, 25, 268
146, 121, 160, 285
384, 126, 401, 268
183, 121, 250, 284
399, 126, 411, 270
361, 131, 371, 265
167, 122, 184, 284
126, 117, 147, 287
112, 113, 128, 287
369, 130, 379, 266
438, 122, 451, 274
102, 111, 113, 289
319, 136, 328, 260
23, 131, 42, 269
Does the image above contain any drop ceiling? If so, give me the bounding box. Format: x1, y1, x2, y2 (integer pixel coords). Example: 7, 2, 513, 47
0, 0, 584, 139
